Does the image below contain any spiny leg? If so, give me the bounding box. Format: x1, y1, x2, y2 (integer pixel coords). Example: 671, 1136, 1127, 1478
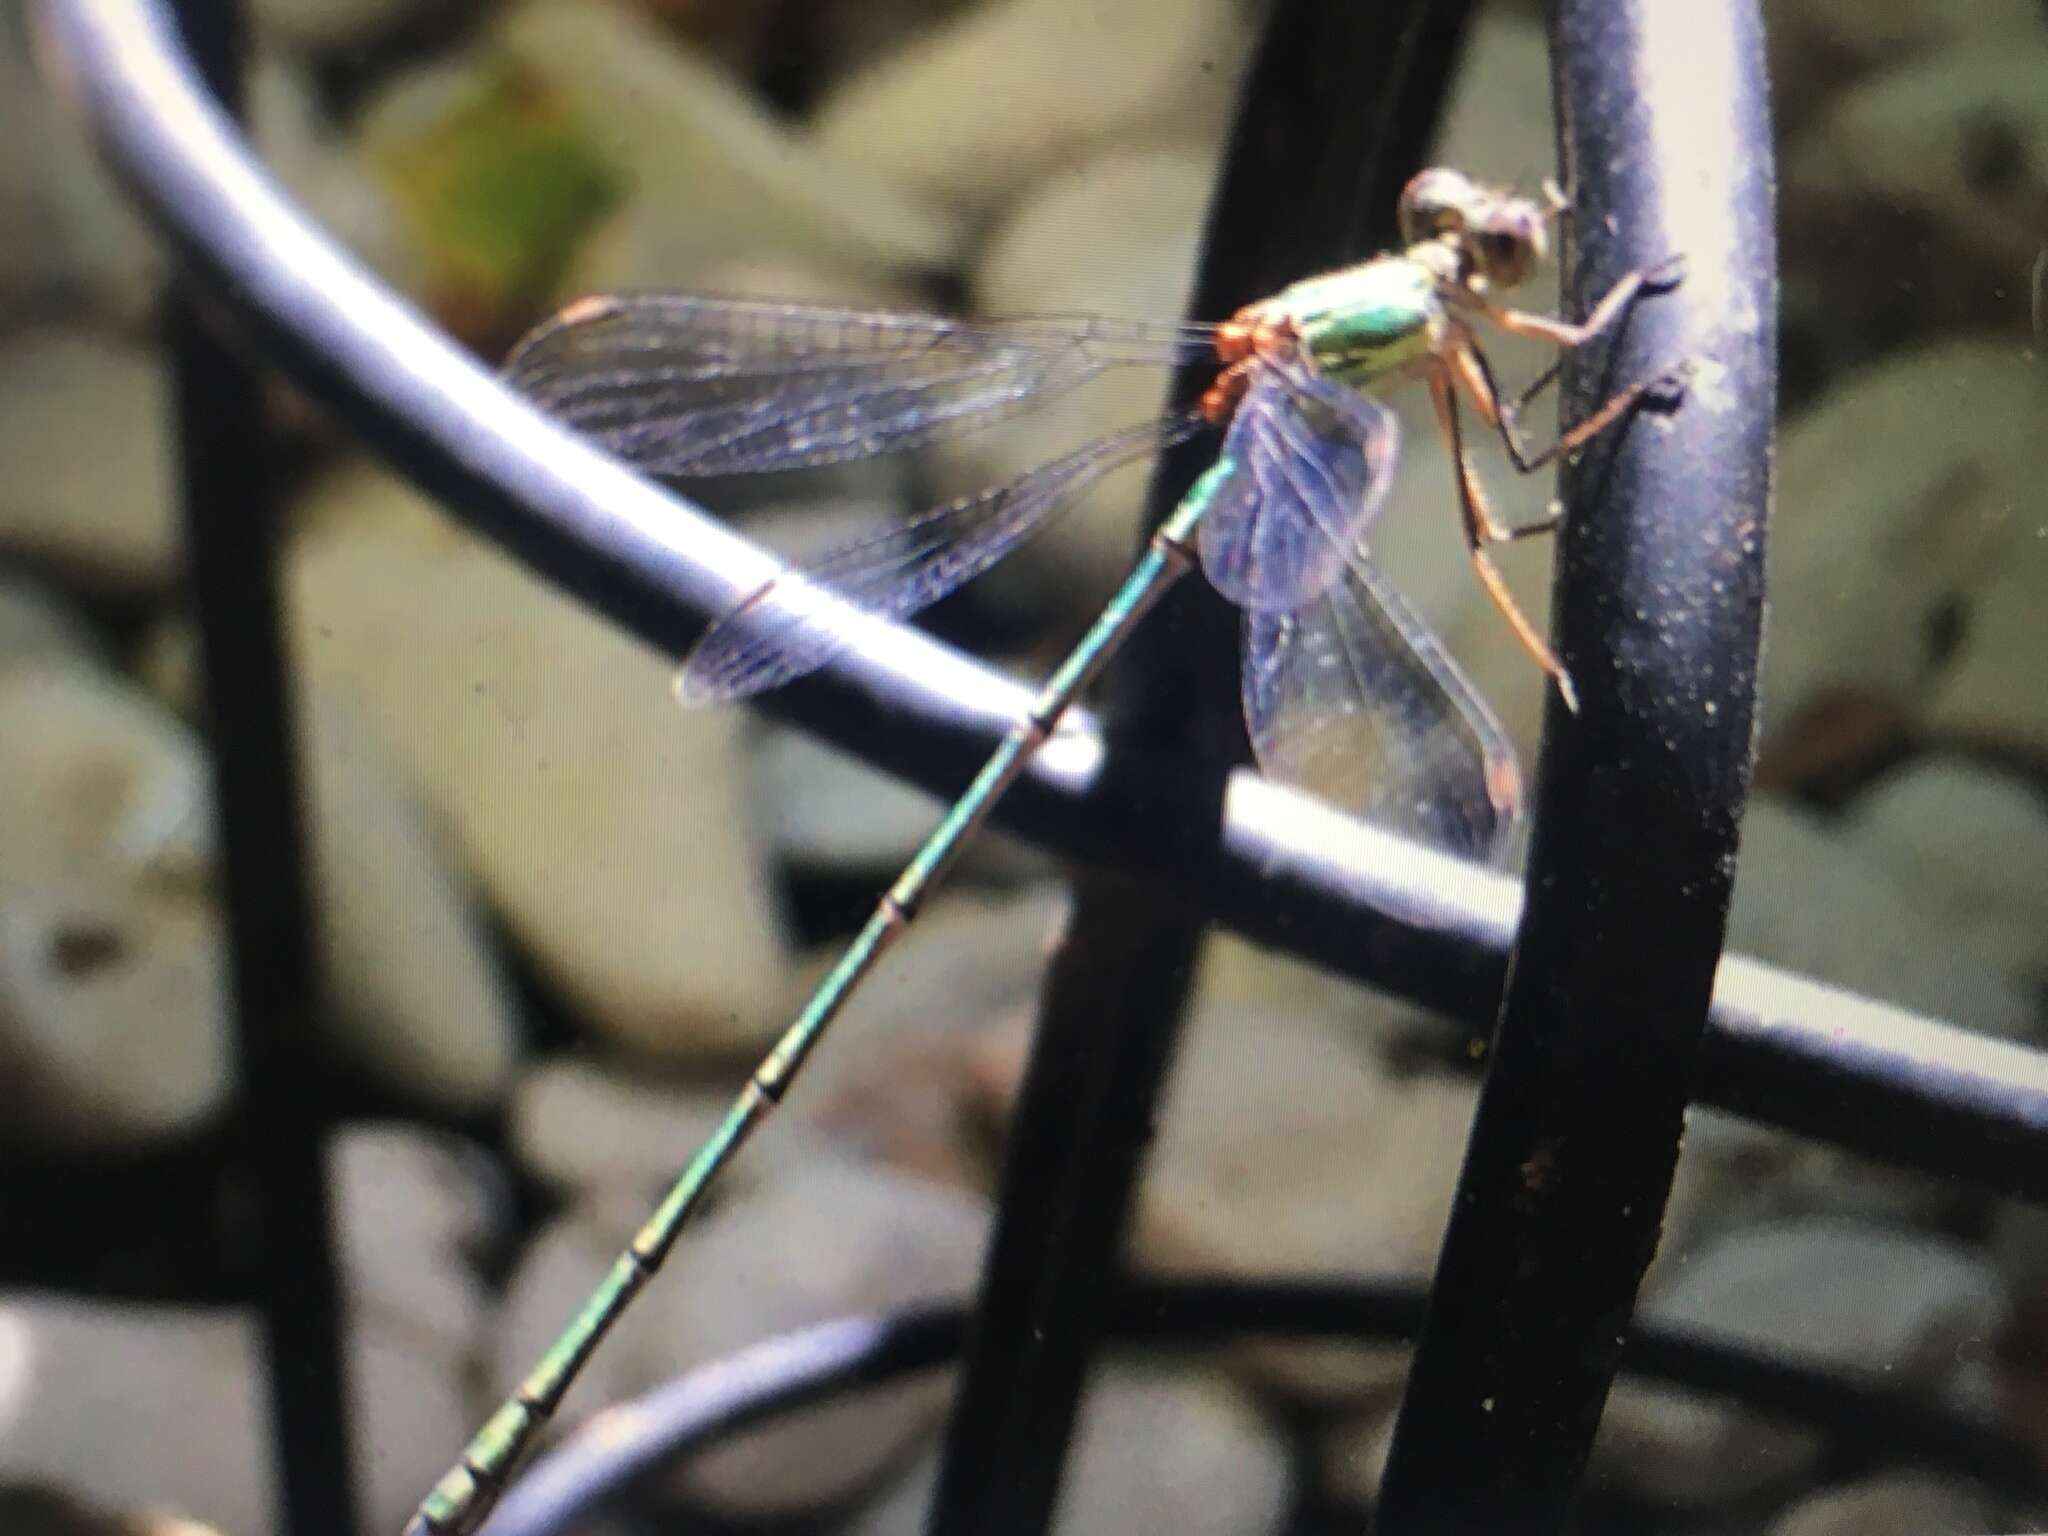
1477, 252, 1686, 350
402, 491, 1214, 1536
1428, 370, 1579, 713
1452, 334, 1686, 480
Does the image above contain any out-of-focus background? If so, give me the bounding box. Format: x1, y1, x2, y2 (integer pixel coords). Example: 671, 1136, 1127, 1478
2, 0, 2046, 1532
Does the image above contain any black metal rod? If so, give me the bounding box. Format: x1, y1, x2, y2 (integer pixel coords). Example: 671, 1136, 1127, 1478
481, 1278, 2043, 1536
32, 0, 2048, 1208
1376, 4, 1777, 1531
162, 4, 356, 1533
927, 882, 1207, 1536
924, 7, 1477, 1532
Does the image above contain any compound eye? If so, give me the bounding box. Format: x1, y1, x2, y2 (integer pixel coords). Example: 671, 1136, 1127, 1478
1475, 229, 1530, 286
1398, 167, 1476, 245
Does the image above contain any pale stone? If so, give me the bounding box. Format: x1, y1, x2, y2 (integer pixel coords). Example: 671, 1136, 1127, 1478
1840, 757, 2048, 980
497, 0, 959, 290
1924, 537, 2048, 765
331, 1126, 500, 1535
285, 460, 793, 1058
489, 1158, 988, 1517
1598, 1219, 2007, 1504
811, 0, 1248, 220
0, 1298, 274, 1536
1783, 49, 2048, 353
1767, 1472, 1994, 1536
1758, 341, 2037, 747
1128, 1001, 1475, 1399
0, 662, 214, 890
850, 1362, 1291, 1536
0, 31, 162, 329
0, 331, 178, 595
299, 694, 520, 1109
0, 576, 100, 673
0, 879, 230, 1151
508, 1055, 818, 1205
1727, 799, 2034, 1041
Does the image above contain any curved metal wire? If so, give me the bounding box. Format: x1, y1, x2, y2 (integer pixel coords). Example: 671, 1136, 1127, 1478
480, 1278, 2045, 1536
29, 0, 2048, 1213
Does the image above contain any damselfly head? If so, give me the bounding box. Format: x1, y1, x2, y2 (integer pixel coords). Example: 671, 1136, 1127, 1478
1397, 167, 1550, 293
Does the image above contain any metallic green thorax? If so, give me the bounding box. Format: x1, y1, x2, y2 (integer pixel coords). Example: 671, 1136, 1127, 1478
1275, 257, 1441, 387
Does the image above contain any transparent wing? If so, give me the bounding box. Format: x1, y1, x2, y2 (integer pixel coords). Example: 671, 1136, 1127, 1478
1241, 548, 1523, 864
1197, 357, 1400, 613
681, 409, 1211, 703
503, 293, 1217, 478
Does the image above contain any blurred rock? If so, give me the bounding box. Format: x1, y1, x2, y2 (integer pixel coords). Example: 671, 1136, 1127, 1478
509, 1054, 819, 1204
0, 27, 162, 329
0, 661, 212, 889
0, 663, 224, 1148
1191, 924, 1470, 1070
490, 1157, 988, 1518
1653, 1107, 1961, 1294
1783, 48, 2048, 363
332, 1124, 500, 1350
1597, 1218, 2006, 1505
1316, 1405, 1392, 1513
1924, 536, 2048, 765
1992, 1198, 2048, 1312
0, 1298, 274, 1536
348, 1325, 478, 1536
943, 146, 1216, 625
0, 656, 519, 1111
1759, 340, 2037, 753
1766, 0, 2045, 133
850, 1361, 1290, 1536
300, 695, 521, 1110
132, 615, 199, 712
754, 727, 1045, 882
1428, 6, 1557, 199
1592, 1378, 1820, 1508
1767, 1472, 1994, 1536
496, 0, 958, 298
0, 1130, 494, 1535
811, 0, 1247, 221
1839, 758, 2048, 982
0, 576, 101, 673
972, 147, 1212, 321
1127, 1002, 1474, 1400
331, 1125, 502, 1536
0, 878, 229, 1151
285, 461, 793, 1059
0, 330, 178, 595
0, 1485, 223, 1536
1727, 798, 2035, 1041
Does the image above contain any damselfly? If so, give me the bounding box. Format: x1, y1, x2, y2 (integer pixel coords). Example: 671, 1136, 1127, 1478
405, 166, 1685, 1536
